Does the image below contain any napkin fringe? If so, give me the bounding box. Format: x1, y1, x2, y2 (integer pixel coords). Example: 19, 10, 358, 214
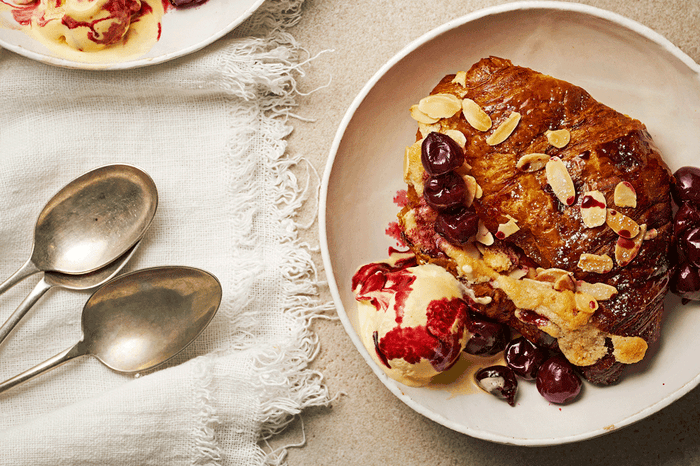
211, 26, 334, 465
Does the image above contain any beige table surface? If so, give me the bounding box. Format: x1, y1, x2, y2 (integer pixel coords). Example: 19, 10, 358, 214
275, 0, 700, 464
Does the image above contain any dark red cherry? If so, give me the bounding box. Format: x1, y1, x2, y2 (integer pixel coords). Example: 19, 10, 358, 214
674, 203, 700, 238
536, 356, 582, 404
678, 226, 700, 267
464, 312, 510, 356
672, 166, 700, 206
505, 337, 548, 380
435, 207, 479, 244
670, 262, 700, 301
475, 365, 518, 406
423, 172, 466, 212
421, 132, 465, 176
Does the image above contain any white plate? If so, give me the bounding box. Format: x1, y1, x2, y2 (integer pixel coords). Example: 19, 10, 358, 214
320, 1, 700, 446
0, 0, 265, 70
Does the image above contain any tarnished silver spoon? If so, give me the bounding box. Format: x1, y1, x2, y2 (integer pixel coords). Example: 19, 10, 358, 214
0, 242, 140, 349
0, 164, 158, 295
0, 266, 222, 395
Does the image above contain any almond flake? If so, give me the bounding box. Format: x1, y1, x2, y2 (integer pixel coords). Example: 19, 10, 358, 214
645, 228, 658, 240
606, 209, 640, 238
443, 129, 466, 149
410, 105, 439, 124
495, 217, 519, 239
553, 274, 576, 292
516, 153, 549, 172
535, 268, 571, 283
418, 122, 440, 138
576, 281, 618, 301
575, 291, 598, 314
580, 190, 607, 228
417, 94, 462, 120
577, 253, 613, 274
545, 129, 571, 149
476, 219, 494, 246
614, 181, 637, 208
545, 156, 576, 206
486, 112, 521, 146
462, 98, 492, 132
616, 224, 647, 267
451, 71, 467, 88
462, 175, 478, 207
403, 140, 425, 196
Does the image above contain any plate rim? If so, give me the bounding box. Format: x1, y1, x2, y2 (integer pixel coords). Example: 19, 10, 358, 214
319, 0, 700, 446
0, 0, 266, 70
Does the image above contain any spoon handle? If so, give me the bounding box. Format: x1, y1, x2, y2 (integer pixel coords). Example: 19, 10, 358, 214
0, 260, 41, 297
0, 342, 85, 395
0, 278, 52, 349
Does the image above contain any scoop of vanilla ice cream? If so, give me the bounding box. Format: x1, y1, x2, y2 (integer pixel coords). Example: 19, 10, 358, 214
35, 0, 141, 51
352, 253, 469, 387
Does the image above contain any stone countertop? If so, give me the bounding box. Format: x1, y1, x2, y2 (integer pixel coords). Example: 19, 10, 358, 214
277, 1, 700, 464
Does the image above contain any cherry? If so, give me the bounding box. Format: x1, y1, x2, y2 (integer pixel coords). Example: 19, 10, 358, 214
464, 312, 510, 356
678, 226, 700, 267
672, 166, 700, 207
435, 207, 479, 244
670, 262, 700, 301
674, 203, 700, 238
536, 356, 582, 404
421, 132, 465, 176
475, 365, 518, 406
505, 337, 548, 380
423, 172, 466, 212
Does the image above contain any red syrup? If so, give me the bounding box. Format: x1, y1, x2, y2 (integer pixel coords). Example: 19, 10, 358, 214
375, 297, 468, 371
352, 260, 417, 324
581, 194, 605, 209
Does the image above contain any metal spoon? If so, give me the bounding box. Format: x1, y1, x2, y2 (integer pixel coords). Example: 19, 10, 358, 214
0, 266, 222, 395
0, 164, 158, 295
0, 242, 140, 349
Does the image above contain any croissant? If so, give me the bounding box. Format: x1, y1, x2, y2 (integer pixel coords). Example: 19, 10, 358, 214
398, 56, 673, 385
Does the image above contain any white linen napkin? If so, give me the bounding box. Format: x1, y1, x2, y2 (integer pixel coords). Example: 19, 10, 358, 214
0, 1, 332, 464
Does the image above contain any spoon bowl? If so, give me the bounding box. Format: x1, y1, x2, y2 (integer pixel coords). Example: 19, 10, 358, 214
0, 164, 158, 295
0, 266, 222, 394
0, 242, 141, 349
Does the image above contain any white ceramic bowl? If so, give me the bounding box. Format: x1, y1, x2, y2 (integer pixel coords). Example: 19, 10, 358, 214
320, 1, 700, 446
0, 0, 265, 70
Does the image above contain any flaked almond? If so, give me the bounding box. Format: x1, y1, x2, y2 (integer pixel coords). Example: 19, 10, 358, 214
516, 153, 549, 172
616, 224, 647, 267
580, 190, 607, 228
614, 181, 637, 208
451, 71, 467, 87
576, 281, 618, 301
645, 228, 658, 240
476, 219, 494, 246
545, 156, 576, 206
403, 140, 425, 196
495, 217, 519, 239
418, 122, 441, 139
462, 174, 478, 207
443, 129, 467, 149
606, 209, 640, 238
578, 253, 613, 274
535, 268, 571, 283
545, 129, 571, 148
486, 112, 521, 146
474, 182, 483, 199
553, 274, 576, 292
462, 98, 492, 132
417, 94, 462, 120
410, 105, 439, 124
575, 291, 599, 314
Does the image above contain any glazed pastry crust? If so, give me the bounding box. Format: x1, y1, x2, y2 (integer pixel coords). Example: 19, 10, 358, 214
400, 57, 672, 384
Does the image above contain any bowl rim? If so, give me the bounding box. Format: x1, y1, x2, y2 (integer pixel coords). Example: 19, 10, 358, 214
319, 0, 700, 446
0, 0, 266, 71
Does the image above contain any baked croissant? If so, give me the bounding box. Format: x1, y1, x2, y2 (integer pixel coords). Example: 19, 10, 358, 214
398, 56, 672, 385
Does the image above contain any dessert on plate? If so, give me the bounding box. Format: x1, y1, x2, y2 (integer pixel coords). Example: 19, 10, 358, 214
353, 57, 682, 403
